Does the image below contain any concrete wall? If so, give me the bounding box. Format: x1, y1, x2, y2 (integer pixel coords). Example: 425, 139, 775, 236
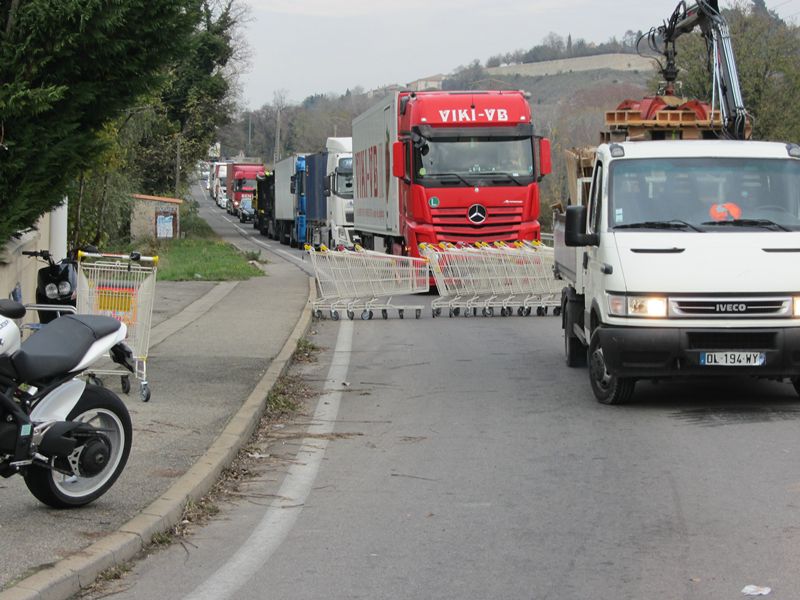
0, 213, 53, 326
131, 199, 181, 241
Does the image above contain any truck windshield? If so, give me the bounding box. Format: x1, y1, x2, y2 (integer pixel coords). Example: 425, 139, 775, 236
336, 172, 354, 199
609, 158, 800, 231
414, 137, 534, 187
236, 178, 257, 191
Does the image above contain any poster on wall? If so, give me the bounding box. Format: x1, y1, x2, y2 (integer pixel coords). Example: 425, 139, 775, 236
156, 212, 176, 239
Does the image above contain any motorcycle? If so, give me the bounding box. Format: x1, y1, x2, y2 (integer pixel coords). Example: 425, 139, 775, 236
22, 248, 84, 324
0, 298, 135, 507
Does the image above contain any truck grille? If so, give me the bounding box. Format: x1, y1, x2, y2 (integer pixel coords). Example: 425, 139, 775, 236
670, 297, 791, 318
430, 206, 523, 242
687, 331, 777, 350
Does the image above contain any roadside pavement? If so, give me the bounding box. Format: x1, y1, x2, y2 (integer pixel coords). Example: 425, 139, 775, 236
0, 254, 313, 600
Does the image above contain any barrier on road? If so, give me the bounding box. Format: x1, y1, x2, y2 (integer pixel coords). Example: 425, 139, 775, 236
420, 241, 561, 318
306, 245, 429, 320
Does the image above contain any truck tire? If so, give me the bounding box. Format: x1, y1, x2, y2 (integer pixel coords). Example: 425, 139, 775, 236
588, 331, 635, 405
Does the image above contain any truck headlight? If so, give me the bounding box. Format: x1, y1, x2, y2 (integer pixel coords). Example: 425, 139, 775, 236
607, 294, 667, 318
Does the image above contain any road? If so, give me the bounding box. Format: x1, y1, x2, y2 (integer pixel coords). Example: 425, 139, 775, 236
83, 188, 800, 599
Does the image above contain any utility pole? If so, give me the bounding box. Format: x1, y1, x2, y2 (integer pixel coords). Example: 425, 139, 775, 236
175, 132, 181, 198
273, 105, 281, 165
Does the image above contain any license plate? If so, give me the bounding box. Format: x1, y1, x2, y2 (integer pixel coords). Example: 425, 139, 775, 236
699, 352, 766, 366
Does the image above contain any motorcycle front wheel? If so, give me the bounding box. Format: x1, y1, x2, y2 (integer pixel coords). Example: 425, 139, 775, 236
24, 385, 132, 508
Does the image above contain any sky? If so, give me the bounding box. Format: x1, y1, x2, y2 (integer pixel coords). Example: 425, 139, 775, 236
237, 0, 800, 110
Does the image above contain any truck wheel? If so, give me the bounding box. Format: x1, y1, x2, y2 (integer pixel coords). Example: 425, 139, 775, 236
588, 332, 634, 405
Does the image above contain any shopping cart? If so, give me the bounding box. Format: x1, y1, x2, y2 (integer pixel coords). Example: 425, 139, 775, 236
421, 242, 561, 318
306, 245, 429, 320
76, 251, 158, 401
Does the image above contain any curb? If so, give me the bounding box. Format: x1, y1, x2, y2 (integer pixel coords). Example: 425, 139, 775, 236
1, 276, 316, 600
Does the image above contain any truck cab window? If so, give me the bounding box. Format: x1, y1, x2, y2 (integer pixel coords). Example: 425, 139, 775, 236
413, 136, 534, 187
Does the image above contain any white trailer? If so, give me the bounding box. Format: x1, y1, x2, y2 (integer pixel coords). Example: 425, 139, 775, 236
352, 95, 400, 246
273, 154, 305, 245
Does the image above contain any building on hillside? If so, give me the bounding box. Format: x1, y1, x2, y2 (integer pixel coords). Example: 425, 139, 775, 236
406, 74, 445, 91
130, 194, 183, 241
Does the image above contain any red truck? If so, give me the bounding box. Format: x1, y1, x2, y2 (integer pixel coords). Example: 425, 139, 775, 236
352, 90, 551, 256
226, 163, 265, 218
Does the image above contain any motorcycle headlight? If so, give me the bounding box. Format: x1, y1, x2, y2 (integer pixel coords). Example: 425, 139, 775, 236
45, 283, 59, 299
607, 293, 667, 318
58, 281, 72, 296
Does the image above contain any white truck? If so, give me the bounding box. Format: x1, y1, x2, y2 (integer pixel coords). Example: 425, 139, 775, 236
304, 137, 354, 248
555, 139, 800, 403
272, 153, 306, 245
553, 0, 800, 404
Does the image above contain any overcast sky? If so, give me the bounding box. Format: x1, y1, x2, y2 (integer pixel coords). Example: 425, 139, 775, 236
238, 0, 800, 109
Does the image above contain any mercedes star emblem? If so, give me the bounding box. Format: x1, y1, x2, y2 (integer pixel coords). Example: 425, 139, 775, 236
467, 204, 487, 224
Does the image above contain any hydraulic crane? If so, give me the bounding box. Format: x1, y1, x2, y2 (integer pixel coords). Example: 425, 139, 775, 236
645, 0, 749, 139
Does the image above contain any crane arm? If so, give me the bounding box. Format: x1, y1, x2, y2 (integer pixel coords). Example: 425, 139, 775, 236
650, 0, 749, 139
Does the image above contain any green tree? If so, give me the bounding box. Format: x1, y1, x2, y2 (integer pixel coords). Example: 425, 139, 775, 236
0, 0, 200, 244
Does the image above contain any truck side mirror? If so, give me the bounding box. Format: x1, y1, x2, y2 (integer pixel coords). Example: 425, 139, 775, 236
565, 205, 599, 247
538, 137, 552, 179
392, 142, 405, 178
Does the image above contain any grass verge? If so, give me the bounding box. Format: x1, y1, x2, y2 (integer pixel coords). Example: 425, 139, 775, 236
112, 200, 264, 282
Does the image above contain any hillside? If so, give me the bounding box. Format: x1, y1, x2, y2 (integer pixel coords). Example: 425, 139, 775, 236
486, 53, 655, 79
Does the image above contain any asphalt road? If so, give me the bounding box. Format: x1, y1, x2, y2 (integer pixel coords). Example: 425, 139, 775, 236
75, 189, 800, 599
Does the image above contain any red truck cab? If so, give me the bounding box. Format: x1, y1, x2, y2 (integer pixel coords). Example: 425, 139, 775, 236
226, 163, 265, 216
353, 90, 551, 257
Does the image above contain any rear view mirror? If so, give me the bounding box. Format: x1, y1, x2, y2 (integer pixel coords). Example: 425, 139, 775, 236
538, 137, 552, 179
565, 205, 599, 247
392, 142, 405, 178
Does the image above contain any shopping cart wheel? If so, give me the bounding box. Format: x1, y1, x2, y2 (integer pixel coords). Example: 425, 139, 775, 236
553, 306, 561, 317
499, 307, 507, 317
524, 307, 532, 317
361, 310, 370, 320
537, 306, 545, 316
398, 309, 404, 319
347, 310, 355, 320
433, 308, 442, 317
140, 382, 151, 403
432, 308, 437, 318
88, 374, 104, 387
415, 309, 421, 319
330, 310, 340, 321
121, 375, 131, 395
464, 308, 471, 318
543, 307, 549, 315
382, 309, 389, 320
452, 307, 460, 317
517, 307, 525, 317
314, 309, 323, 319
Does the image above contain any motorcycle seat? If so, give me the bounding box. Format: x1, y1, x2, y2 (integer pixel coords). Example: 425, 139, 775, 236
12, 315, 122, 382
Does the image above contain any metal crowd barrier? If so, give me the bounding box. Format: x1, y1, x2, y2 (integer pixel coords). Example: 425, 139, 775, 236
306, 245, 429, 320
420, 241, 561, 318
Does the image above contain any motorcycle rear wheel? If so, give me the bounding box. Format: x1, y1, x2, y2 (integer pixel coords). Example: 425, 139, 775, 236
24, 385, 132, 508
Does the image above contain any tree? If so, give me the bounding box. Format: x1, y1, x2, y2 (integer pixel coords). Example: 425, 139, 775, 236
0, 0, 201, 245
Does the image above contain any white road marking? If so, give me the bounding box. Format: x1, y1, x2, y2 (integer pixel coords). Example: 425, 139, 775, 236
183, 320, 354, 600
